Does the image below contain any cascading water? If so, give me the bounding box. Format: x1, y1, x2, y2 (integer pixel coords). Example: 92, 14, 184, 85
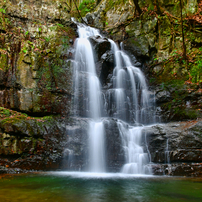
118, 123, 151, 174
165, 139, 170, 164
107, 39, 155, 124
71, 20, 156, 174
73, 23, 106, 172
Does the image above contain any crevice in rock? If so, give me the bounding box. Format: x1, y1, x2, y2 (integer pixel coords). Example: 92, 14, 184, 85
8, 14, 28, 22
0, 29, 6, 33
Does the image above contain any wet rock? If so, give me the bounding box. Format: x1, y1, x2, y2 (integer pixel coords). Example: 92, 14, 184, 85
103, 118, 125, 172
134, 62, 142, 68
122, 36, 150, 60
85, 13, 94, 25
0, 166, 26, 174
62, 117, 125, 172
151, 163, 202, 177
87, 36, 113, 83
155, 90, 172, 104
88, 36, 111, 62
145, 120, 202, 166
99, 50, 114, 84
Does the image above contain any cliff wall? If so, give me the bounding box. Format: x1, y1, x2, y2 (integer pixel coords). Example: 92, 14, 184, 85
0, 0, 202, 175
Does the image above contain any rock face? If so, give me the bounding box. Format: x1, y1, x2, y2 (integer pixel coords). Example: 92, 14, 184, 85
85, 0, 134, 30
91, 0, 200, 62
61, 118, 202, 176
0, 0, 76, 173
0, 109, 68, 171
88, 36, 113, 83
144, 119, 202, 176
0, 0, 76, 117
155, 84, 202, 122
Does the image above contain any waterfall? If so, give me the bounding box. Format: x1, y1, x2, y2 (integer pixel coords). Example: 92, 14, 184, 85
73, 23, 105, 172
118, 122, 152, 174
165, 139, 170, 164
71, 20, 155, 174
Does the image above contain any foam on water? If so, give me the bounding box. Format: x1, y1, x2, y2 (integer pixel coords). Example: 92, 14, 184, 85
48, 171, 154, 179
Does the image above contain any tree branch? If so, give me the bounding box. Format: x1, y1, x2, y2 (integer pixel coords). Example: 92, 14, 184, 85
132, 0, 142, 15
72, 0, 87, 25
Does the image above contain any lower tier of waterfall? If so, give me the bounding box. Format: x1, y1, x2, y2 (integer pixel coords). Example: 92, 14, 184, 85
64, 117, 153, 174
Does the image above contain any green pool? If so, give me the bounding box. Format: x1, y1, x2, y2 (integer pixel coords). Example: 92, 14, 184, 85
0, 172, 202, 202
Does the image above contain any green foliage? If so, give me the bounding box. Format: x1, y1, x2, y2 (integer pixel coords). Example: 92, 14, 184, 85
22, 46, 28, 54
0, 107, 11, 117
57, 23, 64, 28
45, 37, 51, 42
42, 115, 54, 122
106, 0, 127, 12
149, 78, 155, 83
0, 8, 6, 14
78, 0, 96, 17
0, 106, 56, 129
49, 26, 57, 31
148, 4, 154, 11
190, 58, 202, 83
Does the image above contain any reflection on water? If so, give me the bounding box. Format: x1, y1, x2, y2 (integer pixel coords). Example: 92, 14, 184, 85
0, 172, 202, 202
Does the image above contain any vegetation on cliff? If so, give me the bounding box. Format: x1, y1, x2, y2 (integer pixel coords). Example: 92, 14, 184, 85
0, 0, 76, 117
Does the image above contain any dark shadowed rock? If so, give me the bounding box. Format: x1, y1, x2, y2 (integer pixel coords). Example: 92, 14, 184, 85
144, 120, 202, 166
88, 36, 111, 62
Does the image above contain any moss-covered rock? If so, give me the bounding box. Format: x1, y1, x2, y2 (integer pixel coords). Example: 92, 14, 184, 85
0, 106, 68, 170
0, 0, 76, 116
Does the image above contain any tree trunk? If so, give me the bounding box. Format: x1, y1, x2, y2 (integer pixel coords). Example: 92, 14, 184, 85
179, 0, 187, 61
132, 0, 142, 15
153, 0, 163, 14
72, 0, 87, 25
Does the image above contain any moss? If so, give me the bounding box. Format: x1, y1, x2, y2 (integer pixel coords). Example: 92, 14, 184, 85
35, 24, 74, 93
78, 0, 96, 17
105, 0, 128, 12
159, 81, 201, 120
0, 107, 57, 127
0, 53, 8, 71
0, 107, 11, 117
42, 115, 55, 122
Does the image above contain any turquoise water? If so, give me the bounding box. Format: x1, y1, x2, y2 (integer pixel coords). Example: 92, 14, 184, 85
0, 172, 202, 202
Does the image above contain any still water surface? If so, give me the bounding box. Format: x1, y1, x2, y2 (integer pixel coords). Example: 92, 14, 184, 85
0, 172, 202, 202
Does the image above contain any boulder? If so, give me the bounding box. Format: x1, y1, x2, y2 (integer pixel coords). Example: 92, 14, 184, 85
89, 36, 111, 62
144, 120, 202, 164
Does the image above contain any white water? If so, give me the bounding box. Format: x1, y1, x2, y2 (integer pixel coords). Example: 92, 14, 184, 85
49, 171, 153, 179
72, 21, 155, 174
89, 121, 106, 172
165, 139, 170, 164
118, 122, 152, 174
73, 23, 105, 172
109, 39, 155, 124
